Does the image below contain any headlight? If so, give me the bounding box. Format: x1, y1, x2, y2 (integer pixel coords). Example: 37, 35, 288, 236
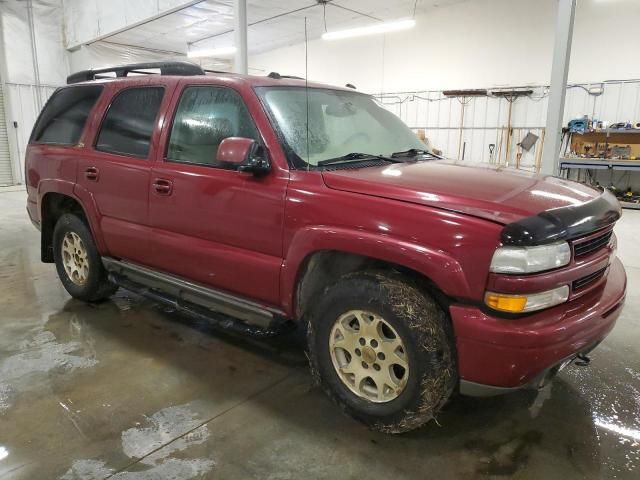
490, 241, 571, 274
485, 285, 570, 313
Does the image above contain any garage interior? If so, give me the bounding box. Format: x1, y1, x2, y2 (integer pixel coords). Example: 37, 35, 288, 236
1, 0, 640, 478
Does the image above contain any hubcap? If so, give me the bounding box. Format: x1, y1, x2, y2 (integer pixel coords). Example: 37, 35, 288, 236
61, 232, 89, 286
329, 310, 409, 403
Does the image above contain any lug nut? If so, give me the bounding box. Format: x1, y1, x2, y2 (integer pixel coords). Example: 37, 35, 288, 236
355, 348, 361, 356
359, 338, 366, 346
370, 339, 378, 348
377, 352, 385, 361
373, 363, 381, 371
362, 361, 368, 369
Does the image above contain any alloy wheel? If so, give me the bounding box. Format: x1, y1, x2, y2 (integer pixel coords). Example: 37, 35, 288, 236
61, 232, 89, 286
329, 310, 409, 403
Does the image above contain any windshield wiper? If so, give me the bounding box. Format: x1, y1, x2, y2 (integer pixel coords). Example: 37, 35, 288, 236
391, 149, 441, 159
317, 152, 398, 166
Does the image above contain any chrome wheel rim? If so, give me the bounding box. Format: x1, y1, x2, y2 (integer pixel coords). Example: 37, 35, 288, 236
329, 310, 409, 403
61, 232, 89, 286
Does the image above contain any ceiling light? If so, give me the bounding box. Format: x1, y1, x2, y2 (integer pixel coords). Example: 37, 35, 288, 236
322, 19, 415, 41
187, 47, 237, 58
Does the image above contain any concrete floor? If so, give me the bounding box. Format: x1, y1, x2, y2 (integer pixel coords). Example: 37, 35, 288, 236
0, 187, 639, 480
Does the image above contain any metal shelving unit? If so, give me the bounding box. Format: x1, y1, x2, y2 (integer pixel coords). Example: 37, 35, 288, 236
559, 157, 640, 210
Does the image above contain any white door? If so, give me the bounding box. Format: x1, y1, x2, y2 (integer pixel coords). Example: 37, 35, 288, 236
0, 81, 14, 186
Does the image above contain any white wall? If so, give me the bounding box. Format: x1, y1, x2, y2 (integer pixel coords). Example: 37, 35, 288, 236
0, 0, 69, 184
250, 0, 640, 94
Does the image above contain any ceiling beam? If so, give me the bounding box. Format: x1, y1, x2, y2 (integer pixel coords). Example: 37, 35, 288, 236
189, 3, 318, 46
66, 0, 209, 51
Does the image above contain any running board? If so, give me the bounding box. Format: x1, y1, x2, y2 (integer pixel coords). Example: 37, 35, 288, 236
102, 257, 283, 329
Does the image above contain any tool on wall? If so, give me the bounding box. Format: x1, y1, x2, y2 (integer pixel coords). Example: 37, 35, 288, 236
443, 89, 488, 161
534, 128, 546, 173
518, 131, 539, 152
489, 143, 495, 163
490, 89, 533, 166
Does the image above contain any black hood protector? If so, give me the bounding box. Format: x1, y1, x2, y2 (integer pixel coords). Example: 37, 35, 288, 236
501, 188, 621, 246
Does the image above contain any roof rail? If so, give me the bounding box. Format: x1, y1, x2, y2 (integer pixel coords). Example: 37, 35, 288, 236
66, 61, 205, 84
267, 72, 305, 80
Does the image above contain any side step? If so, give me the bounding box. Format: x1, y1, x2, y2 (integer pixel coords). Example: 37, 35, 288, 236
102, 257, 289, 334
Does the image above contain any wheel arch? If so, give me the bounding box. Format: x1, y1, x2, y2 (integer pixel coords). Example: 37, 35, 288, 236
281, 226, 471, 320
39, 191, 102, 262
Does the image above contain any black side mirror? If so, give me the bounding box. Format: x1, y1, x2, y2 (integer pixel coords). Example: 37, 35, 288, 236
238, 142, 271, 177
217, 137, 270, 177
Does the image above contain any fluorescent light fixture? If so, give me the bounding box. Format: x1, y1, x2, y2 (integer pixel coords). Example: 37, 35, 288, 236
187, 46, 236, 58
322, 19, 415, 41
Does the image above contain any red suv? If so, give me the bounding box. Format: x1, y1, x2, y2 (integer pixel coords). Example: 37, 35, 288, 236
25, 62, 626, 433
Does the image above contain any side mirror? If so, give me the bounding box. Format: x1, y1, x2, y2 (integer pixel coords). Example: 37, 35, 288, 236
217, 137, 270, 176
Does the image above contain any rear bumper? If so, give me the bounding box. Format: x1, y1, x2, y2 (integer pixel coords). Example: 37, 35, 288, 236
451, 257, 626, 394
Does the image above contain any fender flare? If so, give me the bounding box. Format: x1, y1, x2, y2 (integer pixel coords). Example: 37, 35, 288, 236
279, 226, 471, 317
37, 179, 108, 255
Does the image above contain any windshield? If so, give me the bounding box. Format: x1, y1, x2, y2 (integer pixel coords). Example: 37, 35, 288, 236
256, 86, 430, 167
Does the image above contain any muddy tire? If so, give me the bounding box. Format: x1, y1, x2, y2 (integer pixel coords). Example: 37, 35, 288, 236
53, 213, 117, 302
307, 271, 456, 433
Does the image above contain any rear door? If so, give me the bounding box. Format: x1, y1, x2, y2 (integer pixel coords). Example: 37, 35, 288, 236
75, 81, 172, 265
146, 82, 289, 306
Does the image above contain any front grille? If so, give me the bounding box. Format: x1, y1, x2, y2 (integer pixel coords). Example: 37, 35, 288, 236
574, 230, 613, 257
573, 267, 607, 290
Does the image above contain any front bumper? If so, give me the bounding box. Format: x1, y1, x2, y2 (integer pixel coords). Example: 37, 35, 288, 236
451, 257, 626, 395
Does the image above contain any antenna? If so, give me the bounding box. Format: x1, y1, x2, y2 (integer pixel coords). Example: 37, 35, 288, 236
305, 16, 310, 172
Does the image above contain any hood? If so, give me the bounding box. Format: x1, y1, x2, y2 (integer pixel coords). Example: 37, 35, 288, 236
321, 160, 603, 225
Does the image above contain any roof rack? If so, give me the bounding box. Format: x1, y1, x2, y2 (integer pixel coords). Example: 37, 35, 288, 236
66, 61, 205, 84
267, 72, 305, 80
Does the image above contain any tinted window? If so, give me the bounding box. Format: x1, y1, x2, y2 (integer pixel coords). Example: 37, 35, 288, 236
96, 87, 164, 158
31, 86, 103, 145
167, 86, 258, 167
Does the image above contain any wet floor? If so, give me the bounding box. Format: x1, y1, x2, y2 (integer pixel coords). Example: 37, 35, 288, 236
0, 187, 639, 479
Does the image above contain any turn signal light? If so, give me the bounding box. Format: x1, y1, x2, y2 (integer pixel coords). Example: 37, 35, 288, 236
485, 293, 528, 312
484, 285, 570, 314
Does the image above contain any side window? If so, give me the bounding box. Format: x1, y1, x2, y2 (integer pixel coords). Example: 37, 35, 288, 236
96, 87, 164, 158
167, 86, 259, 168
30, 86, 103, 145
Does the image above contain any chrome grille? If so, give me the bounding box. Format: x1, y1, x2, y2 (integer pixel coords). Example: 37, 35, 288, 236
574, 230, 613, 257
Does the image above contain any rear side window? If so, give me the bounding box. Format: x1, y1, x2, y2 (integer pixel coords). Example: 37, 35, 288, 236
31, 86, 103, 145
96, 87, 164, 158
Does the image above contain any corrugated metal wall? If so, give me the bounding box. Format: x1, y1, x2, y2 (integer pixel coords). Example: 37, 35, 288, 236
2, 83, 58, 185
0, 81, 13, 186
376, 80, 640, 172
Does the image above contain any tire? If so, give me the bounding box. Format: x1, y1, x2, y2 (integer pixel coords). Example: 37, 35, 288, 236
307, 270, 456, 434
53, 213, 117, 302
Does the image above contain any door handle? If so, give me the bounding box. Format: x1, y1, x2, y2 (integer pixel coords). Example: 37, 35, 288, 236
152, 178, 173, 195
85, 166, 99, 181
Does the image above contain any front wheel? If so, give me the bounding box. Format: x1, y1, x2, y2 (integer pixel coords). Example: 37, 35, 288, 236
307, 271, 456, 433
53, 213, 117, 302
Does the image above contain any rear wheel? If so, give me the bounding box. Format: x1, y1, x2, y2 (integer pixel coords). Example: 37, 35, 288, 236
307, 271, 456, 433
53, 213, 117, 302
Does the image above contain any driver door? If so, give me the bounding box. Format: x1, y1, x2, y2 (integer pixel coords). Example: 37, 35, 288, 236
147, 83, 289, 306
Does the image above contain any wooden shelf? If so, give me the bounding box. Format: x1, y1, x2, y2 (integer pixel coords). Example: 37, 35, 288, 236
575, 130, 640, 135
